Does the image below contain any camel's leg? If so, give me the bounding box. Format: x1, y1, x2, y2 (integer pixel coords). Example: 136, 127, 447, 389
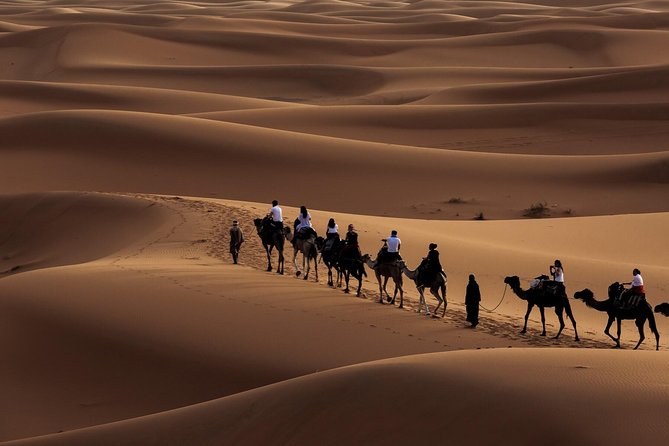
418, 286, 430, 315
302, 251, 310, 280
277, 247, 284, 275
564, 301, 579, 341
313, 254, 318, 281
396, 281, 404, 309
430, 286, 443, 318
390, 280, 398, 306
376, 272, 383, 303
539, 306, 547, 336
603, 315, 618, 346
633, 318, 646, 350
553, 307, 566, 339
266, 246, 273, 272
648, 312, 660, 351
616, 318, 622, 348
382, 276, 391, 302
291, 246, 300, 276
441, 283, 447, 317
521, 303, 534, 334
344, 271, 350, 294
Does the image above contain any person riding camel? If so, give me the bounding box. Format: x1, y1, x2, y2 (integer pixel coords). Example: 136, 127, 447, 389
341, 223, 361, 260
268, 200, 283, 230
293, 205, 315, 246
376, 230, 402, 267
417, 243, 445, 284
613, 268, 646, 307
623, 268, 646, 296
549, 259, 565, 293
324, 218, 339, 252
325, 218, 339, 240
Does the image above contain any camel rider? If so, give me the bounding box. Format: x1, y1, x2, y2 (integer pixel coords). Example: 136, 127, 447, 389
377, 230, 402, 266
292, 205, 315, 246
418, 243, 445, 284
342, 224, 362, 260
550, 259, 565, 293
268, 200, 283, 229
296, 206, 315, 237
623, 268, 646, 297
324, 218, 339, 252
325, 218, 339, 240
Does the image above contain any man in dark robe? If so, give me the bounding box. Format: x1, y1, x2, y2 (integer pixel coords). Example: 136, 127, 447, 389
465, 274, 481, 327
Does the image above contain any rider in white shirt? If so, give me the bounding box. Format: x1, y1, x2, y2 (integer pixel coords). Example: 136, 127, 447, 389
296, 205, 312, 232
550, 259, 564, 283
549, 259, 565, 293
377, 230, 402, 265
326, 218, 339, 239
269, 200, 283, 228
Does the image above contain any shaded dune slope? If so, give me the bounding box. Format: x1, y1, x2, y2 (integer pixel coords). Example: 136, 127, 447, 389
0, 192, 170, 276
4, 349, 669, 446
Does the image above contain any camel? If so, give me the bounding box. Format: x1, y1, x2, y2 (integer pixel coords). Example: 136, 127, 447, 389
315, 236, 342, 287
399, 261, 447, 317
503, 276, 579, 341
362, 254, 404, 307
574, 286, 659, 350
253, 217, 285, 274
337, 251, 366, 297
655, 303, 669, 317
285, 228, 318, 281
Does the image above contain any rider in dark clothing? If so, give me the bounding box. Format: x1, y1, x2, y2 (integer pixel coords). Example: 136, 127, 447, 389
417, 243, 444, 284
341, 224, 361, 260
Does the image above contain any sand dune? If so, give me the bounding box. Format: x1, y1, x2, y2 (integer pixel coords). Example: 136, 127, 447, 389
0, 191, 667, 443
0, 192, 170, 276
0, 80, 299, 117
4, 349, 669, 445
2, 0, 669, 444
0, 109, 668, 218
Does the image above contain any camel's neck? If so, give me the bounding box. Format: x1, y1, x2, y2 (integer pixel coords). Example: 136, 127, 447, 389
582, 295, 610, 312
510, 285, 529, 301
402, 266, 417, 279
365, 258, 376, 269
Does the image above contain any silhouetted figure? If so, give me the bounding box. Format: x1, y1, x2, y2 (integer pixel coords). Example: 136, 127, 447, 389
575, 286, 659, 350
503, 275, 579, 341
417, 243, 444, 284
229, 220, 244, 264
465, 274, 480, 327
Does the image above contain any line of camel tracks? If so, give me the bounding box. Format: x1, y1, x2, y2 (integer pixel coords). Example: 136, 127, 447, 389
249, 215, 668, 351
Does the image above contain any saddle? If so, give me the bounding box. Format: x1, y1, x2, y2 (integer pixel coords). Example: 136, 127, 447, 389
610, 283, 645, 310
323, 237, 339, 253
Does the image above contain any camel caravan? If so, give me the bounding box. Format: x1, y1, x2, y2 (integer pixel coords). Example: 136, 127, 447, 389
252, 201, 668, 348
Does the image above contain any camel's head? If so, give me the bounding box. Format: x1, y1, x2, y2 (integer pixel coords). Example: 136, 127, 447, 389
503, 276, 520, 289
573, 289, 593, 301
253, 218, 264, 234
608, 282, 624, 300
654, 303, 669, 317
314, 236, 325, 250
361, 253, 371, 262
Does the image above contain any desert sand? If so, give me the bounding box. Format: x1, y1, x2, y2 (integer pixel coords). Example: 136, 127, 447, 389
1, 0, 669, 445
